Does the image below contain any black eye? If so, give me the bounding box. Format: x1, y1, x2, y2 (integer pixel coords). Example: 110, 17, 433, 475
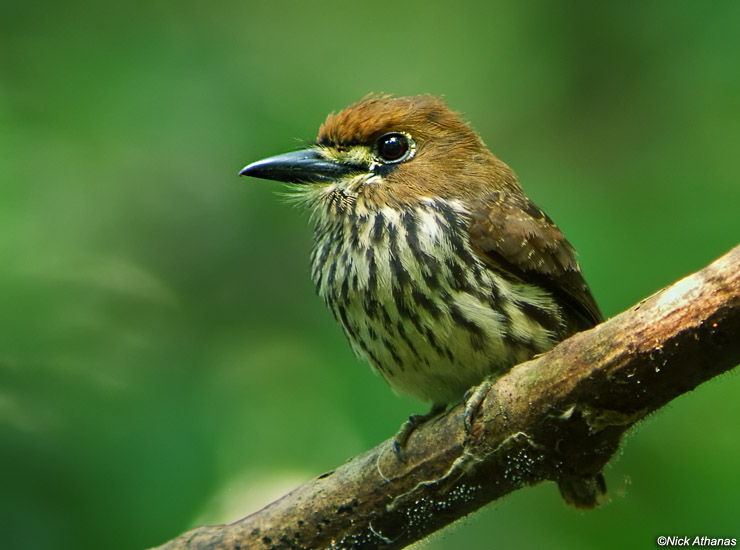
375, 132, 414, 163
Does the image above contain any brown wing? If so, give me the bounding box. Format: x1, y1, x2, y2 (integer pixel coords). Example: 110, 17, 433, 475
468, 192, 603, 329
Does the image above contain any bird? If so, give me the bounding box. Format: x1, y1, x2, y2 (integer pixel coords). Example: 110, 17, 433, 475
240, 94, 605, 508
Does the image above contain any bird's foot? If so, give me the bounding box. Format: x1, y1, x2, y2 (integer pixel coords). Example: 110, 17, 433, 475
463, 378, 493, 434
392, 403, 446, 461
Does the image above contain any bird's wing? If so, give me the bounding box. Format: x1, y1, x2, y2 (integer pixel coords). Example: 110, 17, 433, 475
467, 192, 603, 329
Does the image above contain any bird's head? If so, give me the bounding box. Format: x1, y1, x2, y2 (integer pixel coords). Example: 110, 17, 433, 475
240, 95, 521, 214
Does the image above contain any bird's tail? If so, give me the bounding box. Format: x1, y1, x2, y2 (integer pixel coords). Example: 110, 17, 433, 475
557, 473, 608, 509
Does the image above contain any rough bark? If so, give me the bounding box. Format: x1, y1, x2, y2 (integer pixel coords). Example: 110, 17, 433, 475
152, 244, 740, 550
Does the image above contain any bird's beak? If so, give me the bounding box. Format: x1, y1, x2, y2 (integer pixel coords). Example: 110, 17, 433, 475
239, 149, 359, 184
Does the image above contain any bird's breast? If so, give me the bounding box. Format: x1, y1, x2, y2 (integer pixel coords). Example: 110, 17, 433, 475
309, 197, 561, 404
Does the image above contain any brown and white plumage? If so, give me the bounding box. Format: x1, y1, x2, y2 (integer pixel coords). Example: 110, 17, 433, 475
241, 94, 604, 507
245, 94, 602, 402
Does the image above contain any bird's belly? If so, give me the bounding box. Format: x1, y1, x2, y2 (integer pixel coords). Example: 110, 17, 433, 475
346, 293, 518, 404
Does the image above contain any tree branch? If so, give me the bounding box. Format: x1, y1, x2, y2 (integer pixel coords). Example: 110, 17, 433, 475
152, 245, 740, 550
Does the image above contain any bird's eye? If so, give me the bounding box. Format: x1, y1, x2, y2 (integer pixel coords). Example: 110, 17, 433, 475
375, 132, 415, 164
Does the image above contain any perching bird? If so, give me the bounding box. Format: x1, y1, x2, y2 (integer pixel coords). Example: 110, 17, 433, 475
240, 94, 604, 508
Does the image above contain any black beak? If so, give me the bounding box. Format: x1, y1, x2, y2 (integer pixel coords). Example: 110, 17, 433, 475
239, 149, 359, 184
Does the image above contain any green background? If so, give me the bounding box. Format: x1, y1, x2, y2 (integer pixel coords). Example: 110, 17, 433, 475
2, 1, 739, 549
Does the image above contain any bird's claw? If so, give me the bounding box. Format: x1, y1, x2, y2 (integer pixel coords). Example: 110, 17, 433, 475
391, 404, 446, 462
463, 379, 492, 434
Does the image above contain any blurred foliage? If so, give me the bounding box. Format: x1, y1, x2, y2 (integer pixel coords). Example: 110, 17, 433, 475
1, 1, 739, 549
